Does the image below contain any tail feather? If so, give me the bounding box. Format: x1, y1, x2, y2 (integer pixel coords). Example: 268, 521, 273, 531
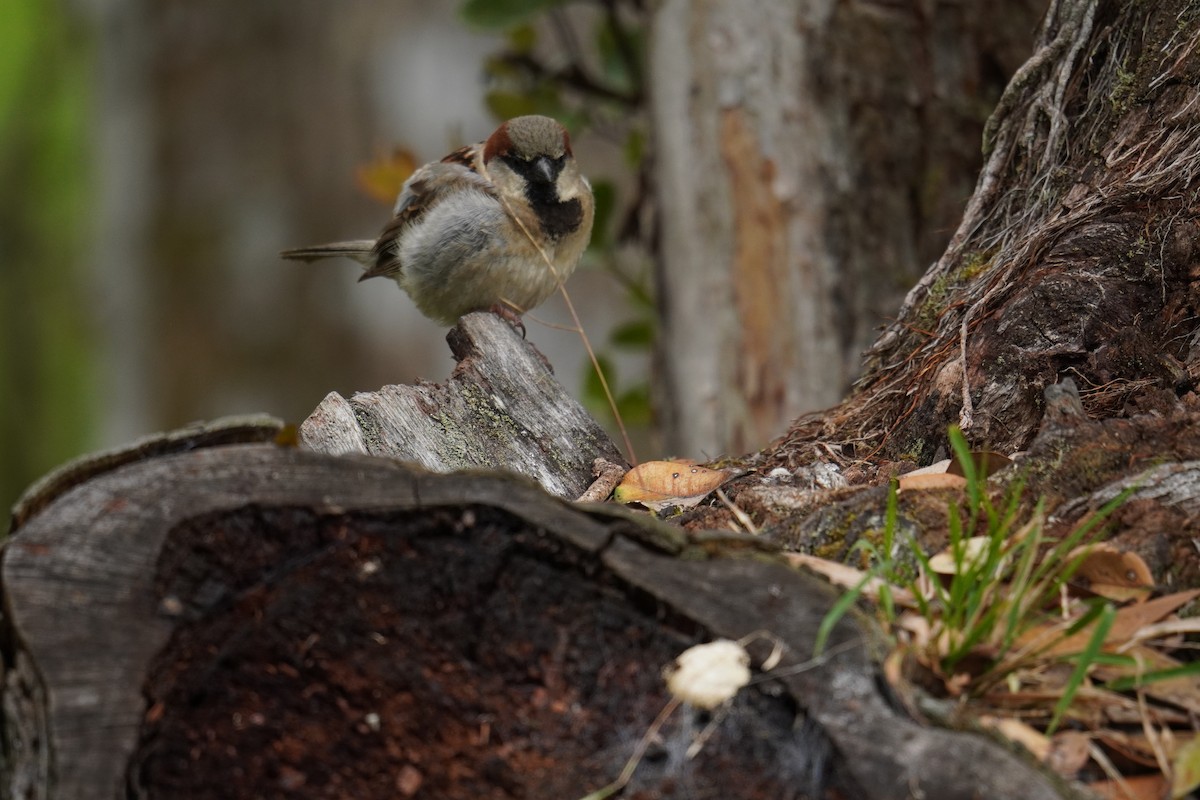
279, 240, 375, 264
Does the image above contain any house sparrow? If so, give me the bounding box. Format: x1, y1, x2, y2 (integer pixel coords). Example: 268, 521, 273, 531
281, 115, 594, 327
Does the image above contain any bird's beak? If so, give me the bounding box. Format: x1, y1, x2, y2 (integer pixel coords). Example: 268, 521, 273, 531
532, 156, 556, 184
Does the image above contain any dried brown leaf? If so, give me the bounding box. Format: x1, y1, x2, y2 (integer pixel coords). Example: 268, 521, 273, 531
614, 461, 735, 511
946, 450, 1013, 478
1016, 589, 1200, 658
900, 459, 952, 477
977, 714, 1051, 761
782, 553, 917, 607
1086, 774, 1169, 800
1171, 735, 1200, 799
1046, 731, 1092, 776
1093, 646, 1200, 716
896, 472, 968, 492
978, 684, 1189, 727
927, 536, 996, 575
1096, 730, 1191, 769
1069, 544, 1155, 603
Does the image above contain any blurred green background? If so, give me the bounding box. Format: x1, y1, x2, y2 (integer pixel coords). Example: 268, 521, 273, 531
2, 0, 94, 517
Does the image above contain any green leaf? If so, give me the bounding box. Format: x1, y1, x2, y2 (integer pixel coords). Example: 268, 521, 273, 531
616, 385, 651, 425
1103, 660, 1200, 692
883, 479, 899, 554
594, 16, 644, 98
623, 127, 646, 166
484, 91, 538, 120
460, 0, 563, 30
610, 318, 654, 350
815, 570, 873, 657
594, 21, 640, 95
947, 425, 980, 529
590, 179, 616, 248
582, 354, 617, 412
483, 54, 522, 80
506, 23, 537, 54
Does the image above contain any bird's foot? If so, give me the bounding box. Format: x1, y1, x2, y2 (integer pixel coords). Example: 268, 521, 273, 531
488, 302, 527, 339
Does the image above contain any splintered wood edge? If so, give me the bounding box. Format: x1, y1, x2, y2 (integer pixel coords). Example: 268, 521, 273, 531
297, 312, 627, 499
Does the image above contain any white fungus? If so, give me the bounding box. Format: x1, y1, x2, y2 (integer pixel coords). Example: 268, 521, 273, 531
663, 639, 752, 709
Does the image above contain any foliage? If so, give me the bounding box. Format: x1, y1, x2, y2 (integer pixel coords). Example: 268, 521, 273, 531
817, 427, 1130, 694
0, 0, 95, 524
814, 427, 1200, 788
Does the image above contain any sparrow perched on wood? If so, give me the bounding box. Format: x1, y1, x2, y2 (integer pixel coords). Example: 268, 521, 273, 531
281, 115, 594, 326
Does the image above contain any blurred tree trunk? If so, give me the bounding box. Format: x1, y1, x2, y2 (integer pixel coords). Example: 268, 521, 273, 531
649, 0, 1046, 457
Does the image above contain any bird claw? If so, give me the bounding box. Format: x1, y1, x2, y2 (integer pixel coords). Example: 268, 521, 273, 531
489, 303, 527, 338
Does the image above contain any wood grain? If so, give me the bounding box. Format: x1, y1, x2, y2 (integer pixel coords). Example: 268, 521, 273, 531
299, 312, 627, 499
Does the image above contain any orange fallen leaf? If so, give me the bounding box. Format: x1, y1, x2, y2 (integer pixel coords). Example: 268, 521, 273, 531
897, 472, 968, 492
614, 461, 735, 511
356, 147, 418, 205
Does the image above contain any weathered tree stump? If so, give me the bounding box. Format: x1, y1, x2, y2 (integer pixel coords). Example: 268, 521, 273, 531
2, 444, 1074, 800
299, 312, 627, 500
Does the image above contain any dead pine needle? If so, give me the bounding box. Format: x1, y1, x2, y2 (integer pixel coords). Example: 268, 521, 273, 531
494, 193, 638, 464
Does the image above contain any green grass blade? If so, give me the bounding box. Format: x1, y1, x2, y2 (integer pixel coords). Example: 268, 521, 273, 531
814, 571, 875, 656
1103, 660, 1200, 692
1047, 603, 1115, 735
884, 478, 899, 555
948, 426, 980, 514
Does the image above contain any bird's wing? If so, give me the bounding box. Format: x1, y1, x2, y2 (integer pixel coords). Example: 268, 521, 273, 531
363, 149, 494, 281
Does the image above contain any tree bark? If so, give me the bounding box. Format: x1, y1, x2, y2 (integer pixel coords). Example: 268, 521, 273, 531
649, 0, 1047, 456
2, 444, 1078, 800
768, 0, 1200, 469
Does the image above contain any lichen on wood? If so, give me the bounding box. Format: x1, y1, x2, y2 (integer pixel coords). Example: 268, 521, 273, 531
298, 312, 627, 500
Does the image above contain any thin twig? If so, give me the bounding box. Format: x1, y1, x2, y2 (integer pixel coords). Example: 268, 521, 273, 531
579, 696, 681, 800
487, 176, 638, 463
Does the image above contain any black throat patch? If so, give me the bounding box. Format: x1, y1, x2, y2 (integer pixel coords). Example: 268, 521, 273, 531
530, 195, 584, 240
503, 155, 585, 240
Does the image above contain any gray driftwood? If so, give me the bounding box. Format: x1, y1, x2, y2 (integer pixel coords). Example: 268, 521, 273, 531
299, 312, 627, 499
